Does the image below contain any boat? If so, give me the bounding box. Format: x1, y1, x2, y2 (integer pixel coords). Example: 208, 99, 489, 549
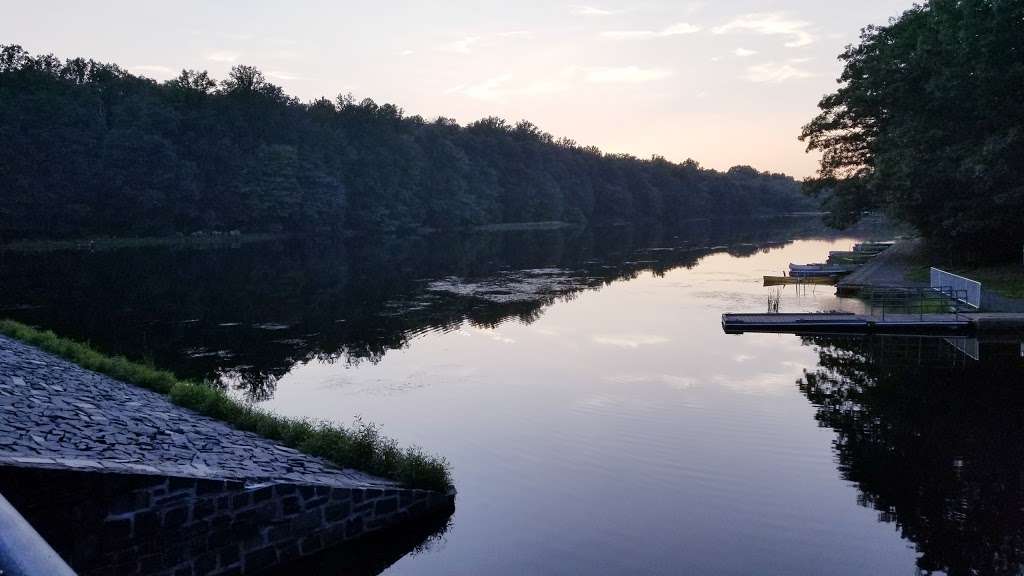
788, 263, 856, 277
827, 251, 877, 264
828, 250, 876, 259
763, 275, 837, 286
852, 242, 893, 253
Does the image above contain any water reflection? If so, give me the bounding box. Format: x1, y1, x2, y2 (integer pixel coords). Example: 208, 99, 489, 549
13, 217, 1022, 574
798, 335, 1024, 575
0, 217, 886, 401
0, 466, 453, 576
266, 511, 452, 576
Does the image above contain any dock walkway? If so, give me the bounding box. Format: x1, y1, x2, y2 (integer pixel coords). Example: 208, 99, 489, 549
722, 312, 1024, 335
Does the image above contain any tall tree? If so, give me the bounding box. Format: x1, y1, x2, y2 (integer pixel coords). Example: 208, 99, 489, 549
801, 0, 1024, 260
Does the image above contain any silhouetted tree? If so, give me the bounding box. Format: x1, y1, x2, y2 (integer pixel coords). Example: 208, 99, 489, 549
800, 0, 1024, 260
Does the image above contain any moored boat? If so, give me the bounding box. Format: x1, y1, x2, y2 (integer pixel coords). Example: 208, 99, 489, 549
763, 275, 837, 286
788, 263, 856, 277
852, 241, 894, 253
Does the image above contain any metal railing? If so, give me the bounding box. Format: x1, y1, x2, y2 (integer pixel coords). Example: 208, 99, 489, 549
864, 285, 971, 320
930, 268, 982, 309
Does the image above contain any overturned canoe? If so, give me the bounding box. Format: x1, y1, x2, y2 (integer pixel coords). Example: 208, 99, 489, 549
828, 250, 876, 259
788, 263, 856, 277
852, 242, 894, 253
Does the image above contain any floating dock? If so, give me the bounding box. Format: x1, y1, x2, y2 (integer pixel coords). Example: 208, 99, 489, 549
722, 312, 972, 335
723, 312, 1024, 335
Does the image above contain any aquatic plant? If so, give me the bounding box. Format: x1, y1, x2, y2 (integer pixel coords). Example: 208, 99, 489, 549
0, 319, 452, 492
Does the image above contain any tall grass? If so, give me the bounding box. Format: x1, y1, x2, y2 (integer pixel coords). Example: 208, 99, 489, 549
0, 319, 452, 492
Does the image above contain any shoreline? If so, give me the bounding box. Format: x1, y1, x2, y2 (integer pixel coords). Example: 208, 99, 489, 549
837, 239, 1024, 313
0, 319, 452, 493
0, 213, 834, 253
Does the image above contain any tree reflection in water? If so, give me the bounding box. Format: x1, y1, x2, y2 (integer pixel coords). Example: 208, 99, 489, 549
798, 335, 1024, 576
0, 216, 888, 401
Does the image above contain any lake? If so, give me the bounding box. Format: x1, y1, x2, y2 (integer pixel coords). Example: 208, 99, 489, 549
3, 217, 1023, 575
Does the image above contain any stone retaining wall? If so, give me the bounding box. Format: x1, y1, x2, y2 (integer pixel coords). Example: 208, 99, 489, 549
0, 467, 454, 575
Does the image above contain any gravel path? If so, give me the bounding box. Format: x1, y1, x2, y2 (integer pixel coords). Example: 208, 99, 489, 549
0, 334, 393, 488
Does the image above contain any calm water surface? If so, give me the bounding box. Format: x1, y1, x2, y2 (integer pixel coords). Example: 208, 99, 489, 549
3, 219, 1022, 575
268, 238, 909, 576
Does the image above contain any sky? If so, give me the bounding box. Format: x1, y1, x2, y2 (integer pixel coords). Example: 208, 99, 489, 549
2, 0, 913, 178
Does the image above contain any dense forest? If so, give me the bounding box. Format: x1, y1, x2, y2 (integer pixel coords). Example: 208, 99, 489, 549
800, 0, 1024, 260
0, 45, 816, 240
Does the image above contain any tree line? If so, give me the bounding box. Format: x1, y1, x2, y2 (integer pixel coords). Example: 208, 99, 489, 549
0, 44, 816, 239
800, 0, 1024, 261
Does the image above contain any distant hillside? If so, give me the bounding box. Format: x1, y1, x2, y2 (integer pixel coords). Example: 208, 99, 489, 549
0, 44, 818, 239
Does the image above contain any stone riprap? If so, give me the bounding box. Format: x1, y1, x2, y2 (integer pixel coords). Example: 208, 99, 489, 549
0, 334, 385, 487
0, 335, 454, 575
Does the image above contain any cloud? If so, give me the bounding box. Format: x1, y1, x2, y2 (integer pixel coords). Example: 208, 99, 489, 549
438, 32, 532, 54
518, 80, 569, 96
713, 13, 815, 47
497, 30, 535, 39
266, 70, 304, 81
448, 64, 671, 101
591, 333, 670, 347
206, 51, 240, 63
571, 5, 622, 16
440, 36, 481, 54
662, 22, 702, 35
447, 74, 510, 99
447, 74, 568, 101
744, 62, 814, 83
584, 66, 673, 84
601, 30, 656, 39
682, 1, 706, 14
733, 47, 757, 57
130, 65, 174, 78
602, 21, 701, 39
399, 49, 415, 56
269, 49, 301, 60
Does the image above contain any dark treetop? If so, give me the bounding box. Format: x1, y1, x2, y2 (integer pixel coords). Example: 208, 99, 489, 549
800, 0, 1024, 261
0, 45, 816, 240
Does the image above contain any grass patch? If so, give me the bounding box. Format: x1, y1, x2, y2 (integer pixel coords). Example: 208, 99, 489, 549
944, 265, 1024, 299
0, 319, 452, 492
905, 265, 931, 283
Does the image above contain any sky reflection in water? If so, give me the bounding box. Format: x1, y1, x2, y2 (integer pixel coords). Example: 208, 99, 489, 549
264, 238, 921, 575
